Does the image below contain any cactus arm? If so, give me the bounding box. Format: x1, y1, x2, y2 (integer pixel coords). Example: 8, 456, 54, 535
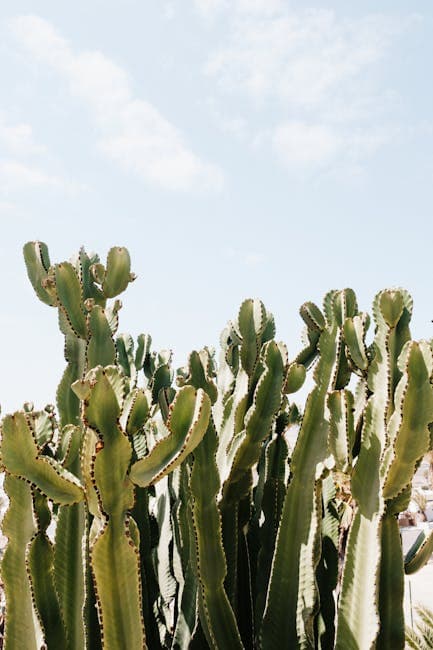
102, 246, 134, 298
189, 418, 244, 649
315, 474, 339, 650
122, 389, 151, 435
253, 428, 289, 634
131, 486, 161, 649
52, 425, 87, 650
382, 341, 433, 499
298, 482, 323, 648
172, 561, 198, 649
2, 413, 84, 505
179, 348, 243, 646
328, 390, 355, 473
343, 313, 370, 374
27, 490, 68, 648
153, 479, 177, 642
284, 362, 306, 393
334, 296, 392, 650
300, 301, 326, 332
221, 341, 285, 503
135, 333, 150, 371
151, 364, 173, 404
130, 386, 211, 488
91, 519, 145, 650
335, 509, 382, 650
53, 503, 86, 649
218, 341, 284, 618
55, 262, 87, 339
55, 320, 88, 649
295, 301, 326, 371
57, 328, 86, 427
237, 299, 266, 378
82, 367, 146, 650
335, 290, 414, 650
1, 475, 40, 650
376, 515, 404, 649
78, 247, 105, 306
215, 371, 249, 489
335, 399, 386, 650
296, 329, 321, 368
116, 333, 137, 382
83, 524, 104, 650
83, 370, 132, 519
79, 427, 100, 518
53, 275, 88, 646
23, 241, 56, 306
260, 323, 339, 649
404, 529, 433, 574
171, 466, 198, 649
260, 290, 356, 648
376, 342, 433, 647
177, 350, 218, 404
86, 305, 117, 368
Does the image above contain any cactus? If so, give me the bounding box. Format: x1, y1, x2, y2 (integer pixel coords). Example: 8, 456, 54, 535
335, 291, 433, 650
1, 475, 40, 649
2, 243, 433, 650
260, 289, 358, 649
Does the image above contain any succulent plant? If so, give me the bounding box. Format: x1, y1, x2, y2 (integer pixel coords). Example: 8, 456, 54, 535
1, 243, 432, 649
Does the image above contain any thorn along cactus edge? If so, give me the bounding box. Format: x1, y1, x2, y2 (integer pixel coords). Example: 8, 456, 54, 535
1, 243, 433, 650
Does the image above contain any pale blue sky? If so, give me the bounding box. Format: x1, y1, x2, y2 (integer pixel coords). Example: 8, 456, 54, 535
0, 1, 432, 412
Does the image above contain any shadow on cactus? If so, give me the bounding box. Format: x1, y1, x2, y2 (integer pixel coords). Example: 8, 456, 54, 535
0, 241, 432, 649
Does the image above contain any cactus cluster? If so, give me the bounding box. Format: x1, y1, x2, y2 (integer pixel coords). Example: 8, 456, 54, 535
1, 242, 432, 649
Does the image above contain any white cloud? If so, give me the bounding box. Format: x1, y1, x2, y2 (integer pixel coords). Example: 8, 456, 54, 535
272, 122, 388, 170
10, 15, 224, 192
205, 9, 406, 108
273, 122, 339, 168
194, 0, 283, 18
0, 114, 45, 156
0, 160, 78, 193
194, 0, 227, 17
235, 0, 284, 16
200, 5, 416, 174
0, 112, 82, 196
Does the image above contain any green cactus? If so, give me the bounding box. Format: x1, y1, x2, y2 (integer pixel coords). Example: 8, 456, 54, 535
335, 291, 433, 650
3, 242, 433, 650
261, 289, 357, 649
1, 475, 40, 649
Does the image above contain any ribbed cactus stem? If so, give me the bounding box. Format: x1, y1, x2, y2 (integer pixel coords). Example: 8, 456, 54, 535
261, 290, 356, 649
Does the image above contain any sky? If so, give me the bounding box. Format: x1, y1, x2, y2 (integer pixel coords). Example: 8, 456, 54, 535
0, 0, 432, 413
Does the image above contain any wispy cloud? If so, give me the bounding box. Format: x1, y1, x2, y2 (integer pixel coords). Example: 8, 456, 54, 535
194, 0, 283, 18
0, 113, 82, 196
0, 113, 45, 157
205, 9, 406, 107
200, 5, 418, 175
0, 160, 79, 193
272, 122, 387, 170
194, 0, 227, 17
10, 15, 224, 193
